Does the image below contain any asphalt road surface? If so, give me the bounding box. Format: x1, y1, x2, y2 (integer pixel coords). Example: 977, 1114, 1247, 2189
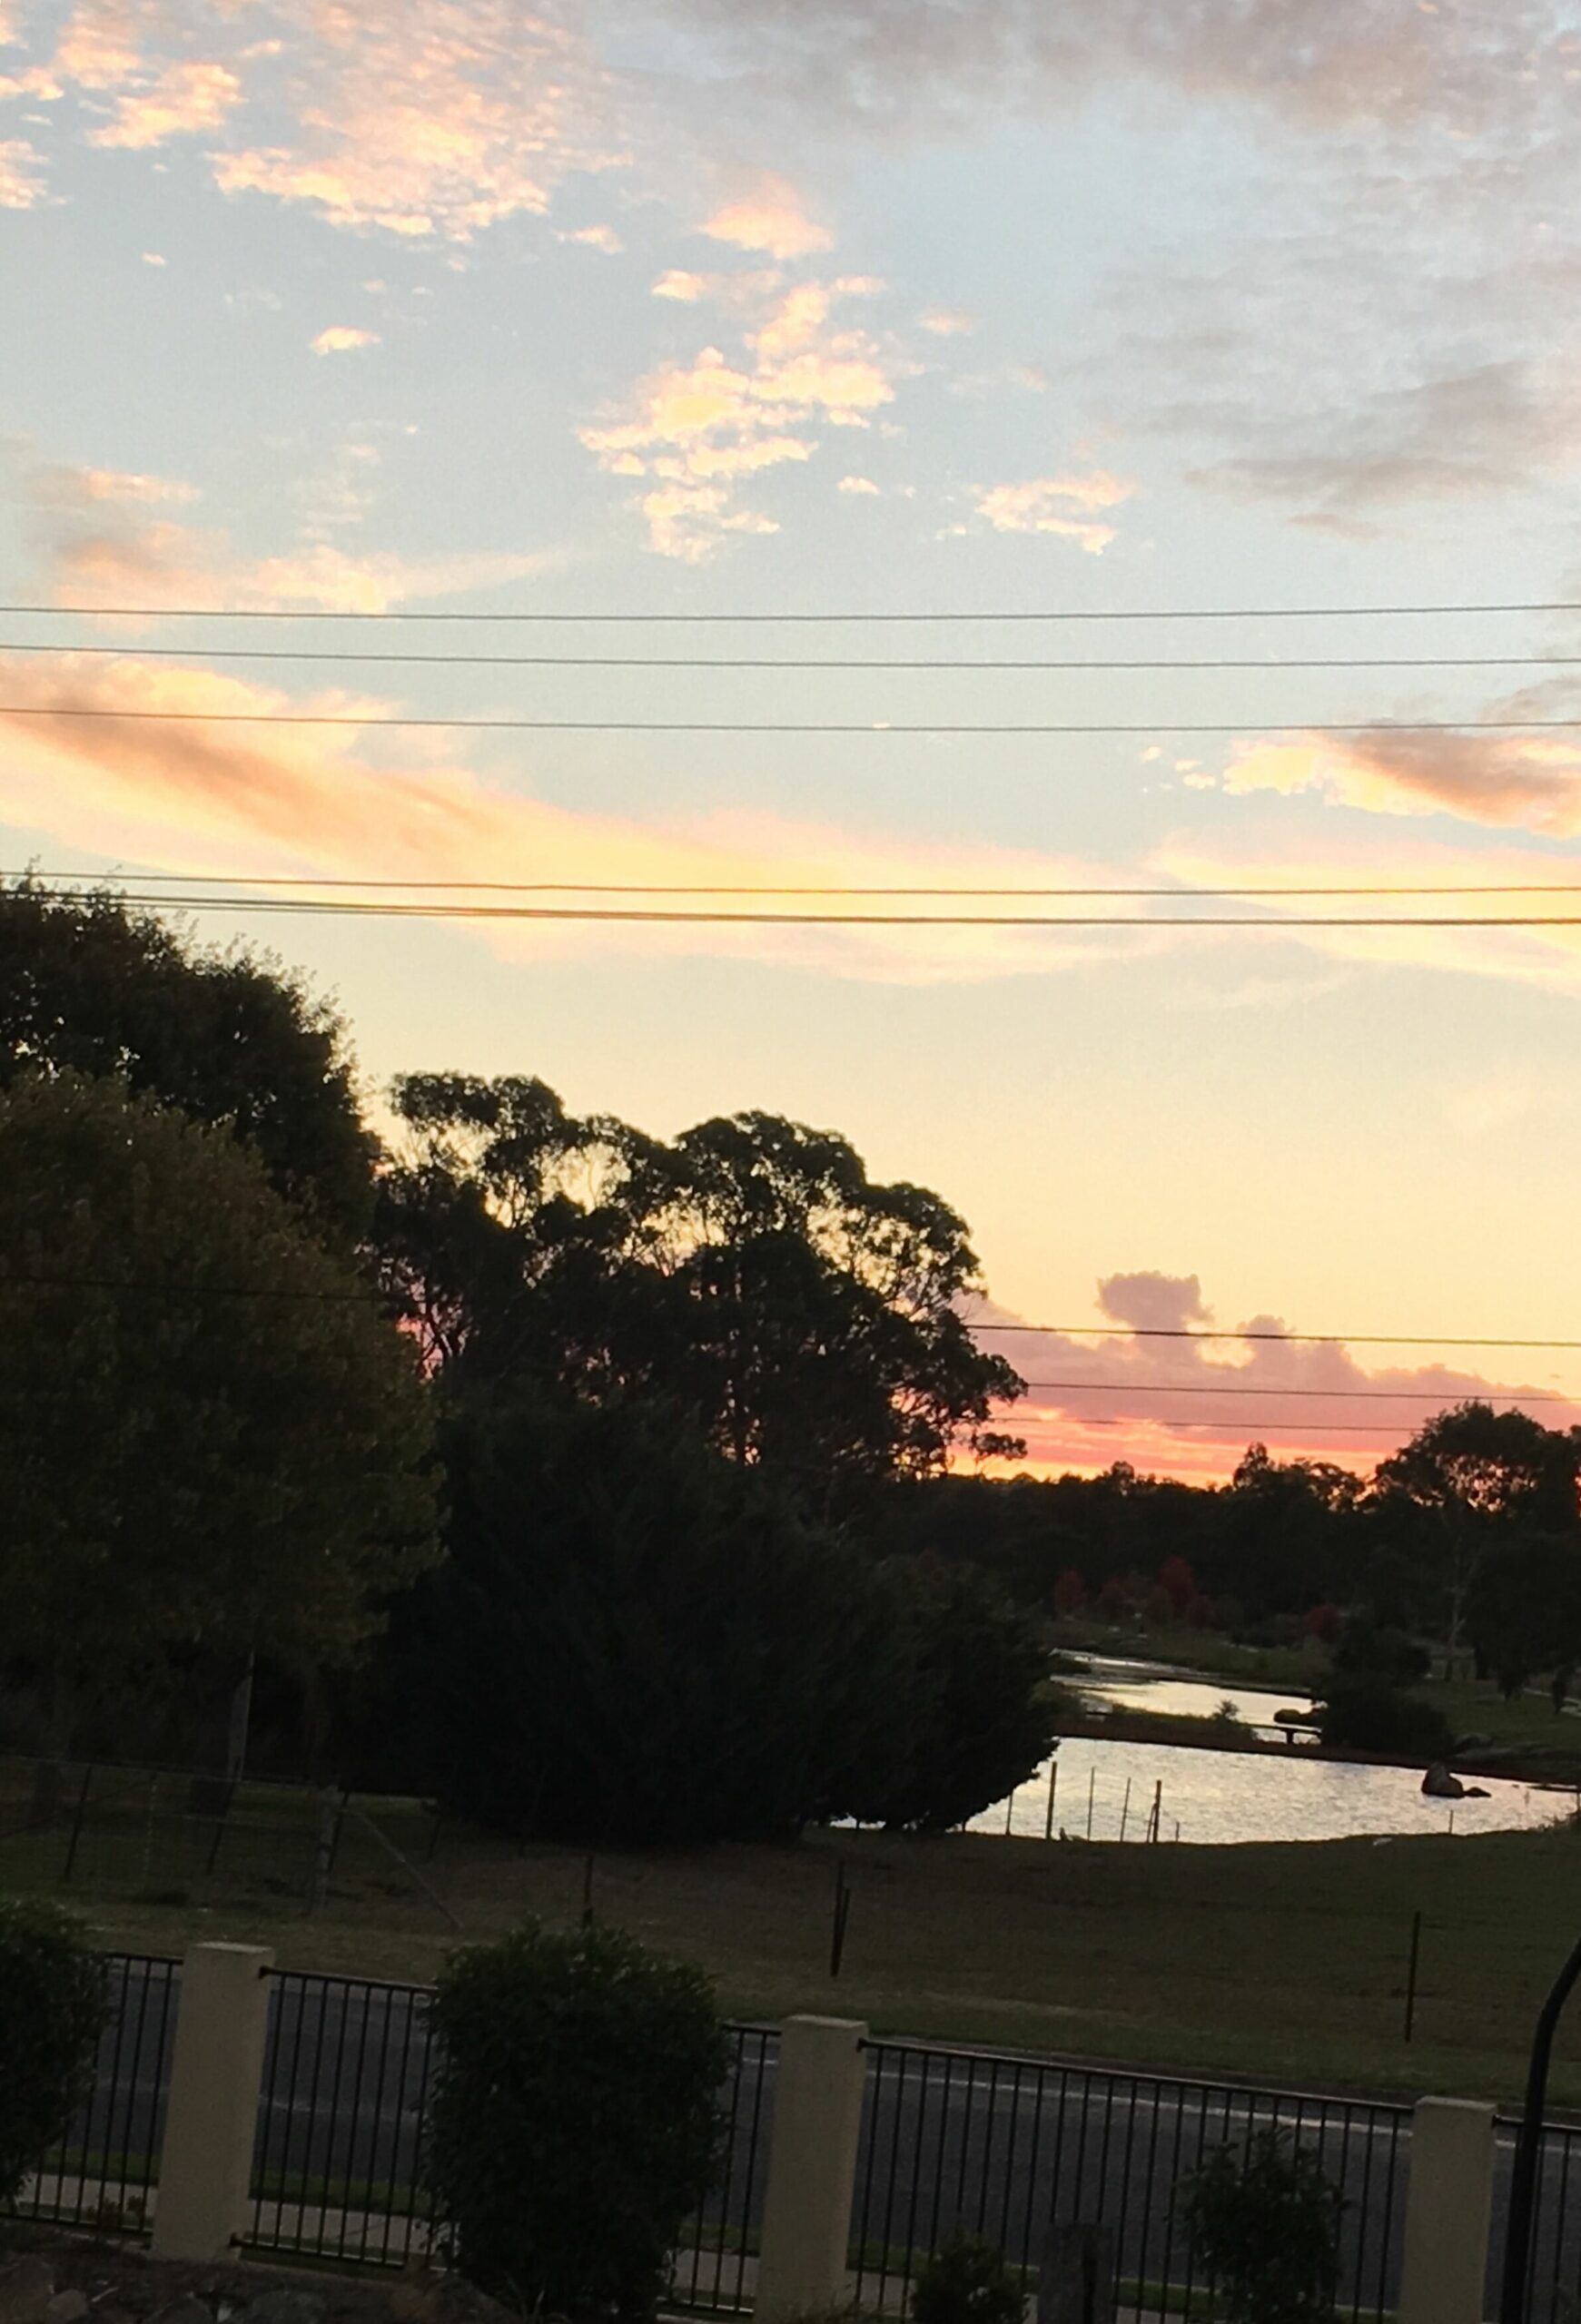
69, 1961, 1581, 2320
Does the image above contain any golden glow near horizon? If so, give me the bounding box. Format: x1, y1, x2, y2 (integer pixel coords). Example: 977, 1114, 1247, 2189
6, 2, 1581, 1481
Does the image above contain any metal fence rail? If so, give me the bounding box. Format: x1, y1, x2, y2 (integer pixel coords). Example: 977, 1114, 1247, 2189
669, 2025, 778, 2314
15, 1953, 179, 2237
852, 2041, 1413, 2322
1495, 2112, 1581, 2324
249, 1968, 437, 2268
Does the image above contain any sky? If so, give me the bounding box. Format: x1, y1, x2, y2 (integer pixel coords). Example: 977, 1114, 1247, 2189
6, 0, 1581, 1480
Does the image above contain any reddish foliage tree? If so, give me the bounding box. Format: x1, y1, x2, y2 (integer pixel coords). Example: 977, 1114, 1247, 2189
1184, 1591, 1215, 1629
1304, 1602, 1342, 1642
1159, 1555, 1196, 1614
1052, 1568, 1087, 1618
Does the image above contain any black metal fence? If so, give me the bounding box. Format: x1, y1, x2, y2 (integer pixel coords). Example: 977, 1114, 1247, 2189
30, 1955, 1581, 2322
12, 1954, 179, 2238
851, 2040, 1412, 2319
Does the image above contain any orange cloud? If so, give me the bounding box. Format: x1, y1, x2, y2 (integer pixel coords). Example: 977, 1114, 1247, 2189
581, 277, 901, 558
0, 651, 1172, 986
0, 137, 44, 207
311, 324, 381, 355
209, 4, 626, 240
702, 176, 833, 259
919, 307, 977, 336
90, 58, 240, 149
1223, 728, 1581, 837
975, 472, 1136, 553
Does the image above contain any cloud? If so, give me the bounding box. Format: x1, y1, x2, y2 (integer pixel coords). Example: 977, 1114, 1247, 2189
140, 249, 165, 265
0, 136, 44, 207
1183, 359, 1581, 530
311, 324, 381, 355
0, 648, 1179, 987
559, 222, 623, 253
25, 462, 553, 615
90, 58, 240, 149
1222, 729, 1581, 838
580, 274, 902, 558
837, 474, 879, 494
702, 174, 832, 258
919, 307, 976, 337
963, 1273, 1581, 1482
974, 472, 1135, 552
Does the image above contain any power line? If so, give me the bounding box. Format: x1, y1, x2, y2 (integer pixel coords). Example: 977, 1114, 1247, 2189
17, 869, 1581, 899
973, 1323, 1581, 1349
7, 704, 1581, 735
9, 639, 1581, 672
6, 597, 1581, 622
19, 888, 1581, 930
1003, 1377, 1576, 1403
1002, 1413, 1445, 1434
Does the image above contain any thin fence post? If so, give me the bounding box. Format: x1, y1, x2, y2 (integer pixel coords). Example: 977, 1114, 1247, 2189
1397, 2097, 1495, 2324
152, 1942, 274, 2260
1043, 1758, 1058, 1841
1403, 1910, 1423, 2044
755, 2015, 868, 2322
59, 1764, 94, 1885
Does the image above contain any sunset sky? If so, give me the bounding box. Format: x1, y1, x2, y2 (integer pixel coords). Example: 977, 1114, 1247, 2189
6, 0, 1581, 1478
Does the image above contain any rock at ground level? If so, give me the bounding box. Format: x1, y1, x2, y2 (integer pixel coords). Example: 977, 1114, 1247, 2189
0, 2259, 56, 2324
0, 2240, 509, 2324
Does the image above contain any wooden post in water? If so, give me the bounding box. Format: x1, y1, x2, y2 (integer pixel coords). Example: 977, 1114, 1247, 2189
1004, 1787, 1017, 1836
1086, 1767, 1096, 1839
1146, 1780, 1162, 1843
1043, 1758, 1059, 1842
1117, 1778, 1131, 1844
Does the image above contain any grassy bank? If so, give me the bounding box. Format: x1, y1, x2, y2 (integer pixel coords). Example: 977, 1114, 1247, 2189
18, 1783, 1581, 2111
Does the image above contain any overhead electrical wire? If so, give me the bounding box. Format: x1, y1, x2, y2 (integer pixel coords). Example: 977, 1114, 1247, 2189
1002, 1378, 1576, 1403
7, 639, 1581, 672
972, 1324, 1581, 1349
5, 704, 1581, 735
6, 596, 1581, 622
1001, 1415, 1462, 1434
15, 870, 1581, 901
12, 887, 1581, 929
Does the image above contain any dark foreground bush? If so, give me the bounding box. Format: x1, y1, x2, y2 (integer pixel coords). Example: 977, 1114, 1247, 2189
425, 1921, 728, 2319
1179, 2128, 1342, 2323
910, 2233, 1024, 2324
0, 1901, 109, 2202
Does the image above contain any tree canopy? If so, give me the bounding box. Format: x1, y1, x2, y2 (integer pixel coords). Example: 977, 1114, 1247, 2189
375, 1071, 1023, 1507
0, 879, 375, 1238
0, 1072, 439, 1746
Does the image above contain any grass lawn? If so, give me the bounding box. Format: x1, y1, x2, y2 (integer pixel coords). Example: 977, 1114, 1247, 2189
16, 1773, 1581, 2112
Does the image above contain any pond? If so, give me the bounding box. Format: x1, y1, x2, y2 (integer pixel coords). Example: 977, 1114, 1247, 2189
965, 1654, 1565, 1846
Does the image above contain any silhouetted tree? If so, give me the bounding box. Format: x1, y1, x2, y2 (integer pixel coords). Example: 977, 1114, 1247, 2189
0, 878, 374, 1238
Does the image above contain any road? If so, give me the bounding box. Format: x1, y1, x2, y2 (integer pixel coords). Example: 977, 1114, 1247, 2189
57, 1962, 1581, 2321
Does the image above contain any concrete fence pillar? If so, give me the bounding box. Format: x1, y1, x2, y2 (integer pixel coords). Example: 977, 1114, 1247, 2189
1397, 2096, 1496, 2324
755, 2015, 869, 2323
152, 1941, 274, 2260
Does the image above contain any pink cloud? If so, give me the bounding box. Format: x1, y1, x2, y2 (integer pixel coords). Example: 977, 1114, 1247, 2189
963, 1277, 1581, 1483
90, 58, 240, 149
919, 307, 977, 336
702, 174, 833, 259
0, 136, 44, 207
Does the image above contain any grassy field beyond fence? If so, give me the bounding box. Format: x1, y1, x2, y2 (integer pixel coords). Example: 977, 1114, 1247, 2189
6, 1753, 1581, 2108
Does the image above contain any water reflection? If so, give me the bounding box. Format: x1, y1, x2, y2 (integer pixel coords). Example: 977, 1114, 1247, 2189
970, 1654, 1563, 1844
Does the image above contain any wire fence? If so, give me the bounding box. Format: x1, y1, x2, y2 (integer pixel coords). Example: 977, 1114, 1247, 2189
851, 2042, 1413, 2320
29, 1955, 1581, 2321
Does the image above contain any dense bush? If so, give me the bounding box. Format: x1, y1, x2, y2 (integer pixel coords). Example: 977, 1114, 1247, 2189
0, 1902, 109, 2202
1316, 1675, 1454, 1760
910, 2234, 1024, 2324
424, 1921, 728, 2318
1179, 2129, 1341, 2323
361, 1393, 1057, 1844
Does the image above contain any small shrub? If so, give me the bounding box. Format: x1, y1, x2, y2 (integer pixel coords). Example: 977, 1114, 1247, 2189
911, 2235, 1024, 2324
1178, 2128, 1342, 2324
0, 1900, 109, 2203
424, 1919, 729, 2319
